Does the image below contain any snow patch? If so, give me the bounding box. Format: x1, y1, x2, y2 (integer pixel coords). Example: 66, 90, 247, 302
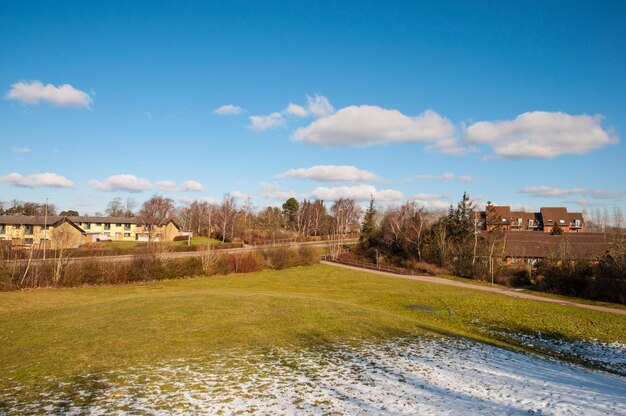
1, 337, 625, 415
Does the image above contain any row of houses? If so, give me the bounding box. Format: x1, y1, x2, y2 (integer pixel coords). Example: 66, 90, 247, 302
0, 215, 183, 249
481, 206, 585, 233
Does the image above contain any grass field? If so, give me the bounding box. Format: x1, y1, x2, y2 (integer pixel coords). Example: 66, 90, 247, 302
101, 236, 222, 249
1, 264, 625, 409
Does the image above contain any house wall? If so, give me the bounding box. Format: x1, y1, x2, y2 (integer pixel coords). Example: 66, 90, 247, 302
50, 222, 84, 249
75, 221, 138, 241
0, 224, 51, 246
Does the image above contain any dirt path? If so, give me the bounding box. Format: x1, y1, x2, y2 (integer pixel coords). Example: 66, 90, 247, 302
321, 261, 626, 317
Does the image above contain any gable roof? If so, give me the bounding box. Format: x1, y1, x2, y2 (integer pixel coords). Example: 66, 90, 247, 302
540, 207, 569, 225
486, 206, 511, 225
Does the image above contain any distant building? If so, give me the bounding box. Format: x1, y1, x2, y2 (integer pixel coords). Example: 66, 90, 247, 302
0, 215, 182, 249
481, 206, 585, 233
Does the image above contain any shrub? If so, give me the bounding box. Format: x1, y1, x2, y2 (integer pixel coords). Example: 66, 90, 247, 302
264, 247, 299, 270
403, 260, 449, 276
227, 253, 262, 274
298, 246, 320, 266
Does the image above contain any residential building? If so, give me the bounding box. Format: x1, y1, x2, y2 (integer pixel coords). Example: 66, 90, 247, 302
481, 206, 585, 233
0, 215, 183, 248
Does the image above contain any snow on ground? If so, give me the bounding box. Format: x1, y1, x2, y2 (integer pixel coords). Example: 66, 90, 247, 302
2, 337, 625, 415
495, 332, 626, 376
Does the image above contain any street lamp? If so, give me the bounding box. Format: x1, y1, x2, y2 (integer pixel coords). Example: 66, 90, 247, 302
43, 197, 48, 260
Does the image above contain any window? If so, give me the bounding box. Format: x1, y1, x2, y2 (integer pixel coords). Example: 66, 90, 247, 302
547, 219, 553, 224
501, 218, 506, 222
85, 223, 91, 230
104, 223, 111, 230
574, 219, 581, 227
124, 232, 131, 237
528, 219, 534, 226
25, 225, 33, 235
116, 223, 122, 227
0, 225, 5, 234
124, 224, 131, 231
559, 219, 565, 224
24, 238, 34, 245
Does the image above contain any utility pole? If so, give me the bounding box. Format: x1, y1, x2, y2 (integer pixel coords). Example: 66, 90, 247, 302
43, 197, 48, 260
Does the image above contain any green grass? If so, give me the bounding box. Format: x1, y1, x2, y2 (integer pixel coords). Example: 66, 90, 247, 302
1, 264, 624, 396
171, 236, 222, 246
98, 236, 222, 249
101, 240, 145, 248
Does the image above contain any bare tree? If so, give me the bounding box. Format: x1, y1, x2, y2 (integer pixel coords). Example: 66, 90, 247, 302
330, 198, 362, 234
106, 197, 124, 217
138, 195, 175, 240
49, 225, 77, 285
613, 207, 624, 234
124, 198, 137, 217
215, 196, 238, 242
258, 206, 283, 239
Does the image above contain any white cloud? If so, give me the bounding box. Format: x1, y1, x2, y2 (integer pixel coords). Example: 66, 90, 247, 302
89, 174, 152, 193
214, 104, 243, 115
249, 112, 286, 131
179, 196, 221, 205
0, 172, 74, 188
156, 180, 204, 192
520, 186, 622, 200
277, 165, 380, 183
284, 103, 309, 117
306, 94, 334, 118
408, 193, 451, 210
259, 182, 297, 201
230, 191, 250, 199
293, 106, 456, 151
11, 146, 31, 153
465, 111, 619, 158
5, 80, 92, 108
182, 180, 203, 192
415, 172, 477, 182
156, 180, 179, 192
309, 184, 403, 202
411, 193, 450, 201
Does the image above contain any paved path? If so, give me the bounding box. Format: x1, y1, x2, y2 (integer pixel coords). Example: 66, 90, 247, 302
321, 261, 626, 317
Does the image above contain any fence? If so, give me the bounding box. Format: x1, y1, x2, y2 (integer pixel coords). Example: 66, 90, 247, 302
321, 255, 413, 275
246, 238, 299, 246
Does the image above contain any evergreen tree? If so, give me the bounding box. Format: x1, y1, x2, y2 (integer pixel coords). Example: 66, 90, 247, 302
359, 197, 377, 253
281, 197, 299, 230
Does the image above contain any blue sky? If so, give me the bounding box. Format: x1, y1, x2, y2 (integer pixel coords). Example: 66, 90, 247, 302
1, 1, 625, 214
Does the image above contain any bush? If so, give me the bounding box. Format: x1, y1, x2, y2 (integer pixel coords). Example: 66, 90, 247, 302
227, 253, 263, 274
298, 246, 320, 266
263, 247, 298, 270
402, 260, 449, 276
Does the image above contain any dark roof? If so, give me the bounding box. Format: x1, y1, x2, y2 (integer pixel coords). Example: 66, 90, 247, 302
569, 212, 585, 223
54, 217, 87, 235
539, 207, 569, 225
0, 216, 86, 235
486, 206, 511, 225
0, 215, 63, 226
502, 232, 610, 259
68, 216, 136, 224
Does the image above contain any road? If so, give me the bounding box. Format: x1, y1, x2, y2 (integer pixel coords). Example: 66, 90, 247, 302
321, 261, 626, 317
